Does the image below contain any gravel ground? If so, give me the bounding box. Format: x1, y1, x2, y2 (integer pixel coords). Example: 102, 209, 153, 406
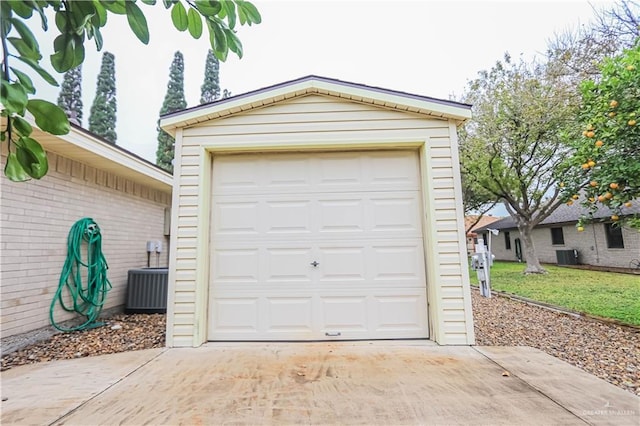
472, 290, 640, 396
1, 314, 165, 371
2, 295, 638, 397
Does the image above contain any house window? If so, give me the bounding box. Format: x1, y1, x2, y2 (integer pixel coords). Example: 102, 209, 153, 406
504, 231, 511, 250
604, 223, 624, 249
550, 227, 564, 245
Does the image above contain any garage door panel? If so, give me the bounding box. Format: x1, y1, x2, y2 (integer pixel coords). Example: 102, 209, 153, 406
372, 243, 425, 281
375, 294, 427, 332
370, 196, 421, 233
317, 247, 366, 282
321, 296, 368, 332
267, 156, 311, 188
214, 201, 259, 236
369, 152, 420, 187
266, 297, 313, 332
265, 200, 312, 234
318, 199, 365, 233
213, 248, 259, 283
212, 298, 260, 333
266, 248, 314, 283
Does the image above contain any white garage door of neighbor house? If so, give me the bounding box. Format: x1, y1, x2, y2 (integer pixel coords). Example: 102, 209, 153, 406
208, 150, 429, 341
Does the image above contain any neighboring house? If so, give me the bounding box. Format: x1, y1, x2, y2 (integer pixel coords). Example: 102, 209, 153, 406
464, 215, 501, 255
160, 75, 475, 347
474, 201, 640, 269
1, 121, 172, 338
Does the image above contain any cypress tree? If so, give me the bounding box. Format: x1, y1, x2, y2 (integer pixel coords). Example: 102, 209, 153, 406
156, 51, 187, 173
88, 52, 117, 143
57, 65, 83, 126
200, 50, 220, 104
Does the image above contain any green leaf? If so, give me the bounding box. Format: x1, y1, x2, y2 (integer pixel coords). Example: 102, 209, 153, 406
92, 1, 108, 26
141, 0, 157, 4
0, 2, 12, 38
208, 19, 227, 61
7, 37, 42, 61
10, 18, 40, 52
15, 55, 59, 86
91, 25, 104, 50
171, 2, 188, 31
4, 152, 30, 182
221, 1, 236, 29
69, 0, 97, 34
100, 0, 127, 15
224, 28, 242, 58
125, 1, 150, 44
195, 0, 221, 16
26, 99, 70, 135
7, 0, 33, 19
163, 0, 177, 9
10, 67, 35, 94
187, 7, 202, 38
16, 137, 48, 179
12, 115, 33, 136
51, 33, 85, 72
33, 1, 48, 31
0, 81, 28, 114
238, 1, 260, 24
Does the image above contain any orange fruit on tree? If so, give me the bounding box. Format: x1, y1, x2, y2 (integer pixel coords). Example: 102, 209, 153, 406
609, 182, 619, 189
585, 131, 595, 138
566, 200, 574, 206
624, 202, 633, 207
610, 100, 618, 108
572, 194, 579, 200
629, 119, 637, 126
589, 197, 596, 203
582, 163, 590, 170
598, 195, 606, 202
595, 140, 603, 147
605, 192, 613, 199
577, 226, 585, 232
627, 65, 636, 71
559, 182, 565, 188
608, 112, 616, 118
588, 160, 596, 167
611, 215, 619, 221
582, 130, 588, 137
590, 181, 598, 187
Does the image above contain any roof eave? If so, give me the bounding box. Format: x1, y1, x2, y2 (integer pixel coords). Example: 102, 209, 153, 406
160, 76, 472, 135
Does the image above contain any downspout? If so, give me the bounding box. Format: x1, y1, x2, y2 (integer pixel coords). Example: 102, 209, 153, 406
591, 223, 600, 263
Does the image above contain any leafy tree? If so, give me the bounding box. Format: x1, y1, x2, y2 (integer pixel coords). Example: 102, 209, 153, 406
200, 49, 221, 104
460, 54, 581, 274
57, 65, 83, 126
156, 51, 187, 173
88, 52, 117, 143
1, 0, 261, 182
560, 41, 640, 229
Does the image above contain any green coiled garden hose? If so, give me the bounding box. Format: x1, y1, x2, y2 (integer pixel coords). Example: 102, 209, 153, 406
49, 217, 112, 331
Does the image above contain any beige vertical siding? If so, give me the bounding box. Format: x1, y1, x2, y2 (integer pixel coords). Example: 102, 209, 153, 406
168, 94, 474, 346
1, 151, 171, 338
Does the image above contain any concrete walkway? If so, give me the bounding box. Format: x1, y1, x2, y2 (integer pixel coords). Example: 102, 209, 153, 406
1, 343, 638, 425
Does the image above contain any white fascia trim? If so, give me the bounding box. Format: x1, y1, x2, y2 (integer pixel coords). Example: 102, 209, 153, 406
29, 117, 172, 189
160, 79, 472, 133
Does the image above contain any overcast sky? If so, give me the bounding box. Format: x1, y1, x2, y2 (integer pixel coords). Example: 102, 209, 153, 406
29, 0, 612, 164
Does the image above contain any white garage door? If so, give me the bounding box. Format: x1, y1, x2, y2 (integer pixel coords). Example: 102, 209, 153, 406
208, 150, 428, 340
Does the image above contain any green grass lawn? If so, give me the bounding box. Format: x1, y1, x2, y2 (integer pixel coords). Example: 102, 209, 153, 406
469, 262, 640, 325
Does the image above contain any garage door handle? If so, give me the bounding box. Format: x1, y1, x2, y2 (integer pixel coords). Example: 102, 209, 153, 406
310, 261, 319, 267
325, 332, 341, 337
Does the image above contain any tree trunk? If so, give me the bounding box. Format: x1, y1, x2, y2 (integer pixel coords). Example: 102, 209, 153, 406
517, 223, 547, 274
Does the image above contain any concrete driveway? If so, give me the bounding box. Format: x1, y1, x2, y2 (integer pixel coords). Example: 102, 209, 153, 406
1, 342, 638, 425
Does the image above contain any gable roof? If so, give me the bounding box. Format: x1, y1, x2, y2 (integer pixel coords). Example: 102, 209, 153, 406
21, 117, 172, 192
465, 215, 501, 234
474, 199, 640, 232
160, 75, 472, 135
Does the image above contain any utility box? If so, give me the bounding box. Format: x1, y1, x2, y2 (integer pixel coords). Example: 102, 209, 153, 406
556, 249, 578, 265
126, 268, 168, 313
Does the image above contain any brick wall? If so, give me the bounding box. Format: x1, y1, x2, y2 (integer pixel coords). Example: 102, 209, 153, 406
1, 151, 171, 338
484, 224, 639, 269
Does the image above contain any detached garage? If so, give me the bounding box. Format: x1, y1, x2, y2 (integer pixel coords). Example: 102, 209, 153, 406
160, 76, 475, 346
